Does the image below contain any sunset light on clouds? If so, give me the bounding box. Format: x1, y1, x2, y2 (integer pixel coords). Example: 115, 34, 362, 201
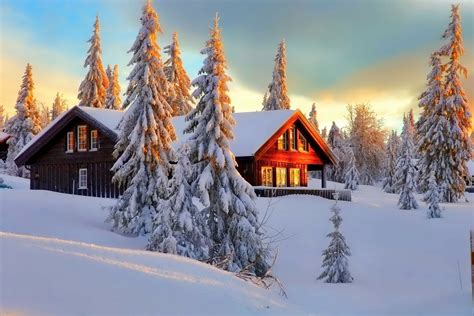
0, 0, 472, 131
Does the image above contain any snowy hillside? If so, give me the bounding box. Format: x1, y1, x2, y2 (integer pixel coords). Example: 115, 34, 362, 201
0, 174, 472, 315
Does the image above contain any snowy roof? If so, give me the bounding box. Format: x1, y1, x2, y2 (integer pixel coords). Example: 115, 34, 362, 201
17, 106, 327, 164
172, 110, 294, 156
0, 131, 10, 143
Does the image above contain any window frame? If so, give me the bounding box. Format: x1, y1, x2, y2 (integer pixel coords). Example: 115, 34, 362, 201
299, 134, 309, 152
277, 131, 289, 151
290, 126, 297, 150
66, 131, 74, 153
289, 168, 301, 187
276, 167, 287, 187
78, 168, 88, 189
77, 125, 88, 152
261, 166, 273, 187
90, 130, 98, 151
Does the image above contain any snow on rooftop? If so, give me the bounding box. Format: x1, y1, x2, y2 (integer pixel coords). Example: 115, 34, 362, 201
16, 106, 295, 161
78, 106, 123, 132
172, 110, 294, 156
0, 131, 10, 143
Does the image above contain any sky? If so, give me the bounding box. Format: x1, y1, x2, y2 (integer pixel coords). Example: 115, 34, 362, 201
0, 0, 473, 132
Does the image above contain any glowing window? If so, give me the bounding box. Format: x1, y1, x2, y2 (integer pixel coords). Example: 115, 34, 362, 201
90, 130, 98, 151
290, 168, 301, 187
261, 167, 273, 186
276, 167, 287, 187
277, 132, 288, 150
77, 126, 87, 151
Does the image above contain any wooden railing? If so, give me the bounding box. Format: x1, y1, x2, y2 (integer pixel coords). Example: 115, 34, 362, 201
254, 187, 352, 202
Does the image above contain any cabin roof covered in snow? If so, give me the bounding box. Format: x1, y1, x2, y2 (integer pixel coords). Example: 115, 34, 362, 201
15, 105, 336, 165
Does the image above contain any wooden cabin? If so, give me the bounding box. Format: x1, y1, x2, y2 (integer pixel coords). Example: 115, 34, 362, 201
15, 106, 336, 198
0, 132, 10, 161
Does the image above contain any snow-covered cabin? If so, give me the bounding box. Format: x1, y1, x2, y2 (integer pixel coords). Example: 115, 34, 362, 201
0, 131, 10, 161
14, 106, 336, 198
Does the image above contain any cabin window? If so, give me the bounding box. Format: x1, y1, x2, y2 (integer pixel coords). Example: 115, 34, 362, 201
90, 130, 98, 151
66, 132, 74, 152
78, 168, 87, 189
300, 134, 309, 152
276, 167, 287, 187
290, 126, 297, 150
289, 168, 301, 187
277, 131, 288, 150
261, 167, 273, 187
77, 125, 87, 151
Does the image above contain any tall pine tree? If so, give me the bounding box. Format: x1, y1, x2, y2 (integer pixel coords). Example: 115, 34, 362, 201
105, 65, 122, 110
51, 93, 66, 120
435, 4, 471, 202
185, 14, 269, 276
78, 15, 109, 108
382, 130, 401, 193
308, 103, 320, 133
395, 115, 418, 210
262, 40, 290, 110
164, 32, 193, 116
107, 0, 176, 236
344, 148, 359, 191
6, 63, 38, 177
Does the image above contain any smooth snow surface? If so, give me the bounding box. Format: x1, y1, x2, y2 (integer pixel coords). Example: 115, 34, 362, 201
1, 175, 472, 315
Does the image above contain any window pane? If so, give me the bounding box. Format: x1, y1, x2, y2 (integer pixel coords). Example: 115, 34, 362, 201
290, 168, 300, 187
67, 132, 74, 152
276, 167, 287, 187
78, 126, 87, 151
261, 167, 273, 186
90, 130, 98, 150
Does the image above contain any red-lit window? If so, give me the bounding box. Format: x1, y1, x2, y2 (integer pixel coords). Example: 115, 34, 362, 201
66, 132, 74, 152
77, 126, 87, 151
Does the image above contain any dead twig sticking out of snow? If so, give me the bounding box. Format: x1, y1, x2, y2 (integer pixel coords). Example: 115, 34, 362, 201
235, 250, 287, 298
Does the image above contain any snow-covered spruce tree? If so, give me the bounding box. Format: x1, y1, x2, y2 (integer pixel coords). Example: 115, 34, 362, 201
106, 64, 112, 81
78, 15, 109, 108
425, 171, 442, 219
308, 103, 320, 133
435, 4, 472, 202
344, 148, 359, 191
185, 14, 269, 276
147, 144, 210, 259
51, 93, 66, 120
394, 116, 418, 210
5, 63, 38, 177
321, 126, 328, 141
39, 104, 50, 128
416, 53, 445, 194
262, 40, 290, 111
318, 196, 353, 283
105, 65, 122, 110
107, 0, 176, 236
164, 32, 193, 116
327, 121, 349, 183
382, 130, 401, 193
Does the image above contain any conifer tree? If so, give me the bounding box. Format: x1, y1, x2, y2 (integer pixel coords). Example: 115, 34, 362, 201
51, 93, 66, 120
107, 0, 176, 236
327, 121, 349, 183
39, 104, 50, 128
435, 4, 471, 202
321, 126, 328, 141
262, 40, 290, 110
416, 53, 445, 194
147, 144, 209, 259
308, 103, 320, 133
318, 195, 353, 283
105, 65, 122, 110
425, 171, 442, 219
164, 32, 193, 116
344, 148, 359, 191
185, 14, 269, 276
6, 64, 38, 177
383, 130, 401, 193
78, 15, 109, 108
395, 116, 418, 210
106, 64, 112, 82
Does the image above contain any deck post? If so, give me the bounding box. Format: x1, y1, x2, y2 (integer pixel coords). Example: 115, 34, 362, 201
321, 164, 327, 188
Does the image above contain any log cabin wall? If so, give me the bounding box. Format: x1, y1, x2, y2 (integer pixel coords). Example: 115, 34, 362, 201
252, 120, 325, 187
28, 117, 123, 198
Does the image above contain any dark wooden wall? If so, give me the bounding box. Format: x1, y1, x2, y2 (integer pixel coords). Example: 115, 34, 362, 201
29, 117, 123, 198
